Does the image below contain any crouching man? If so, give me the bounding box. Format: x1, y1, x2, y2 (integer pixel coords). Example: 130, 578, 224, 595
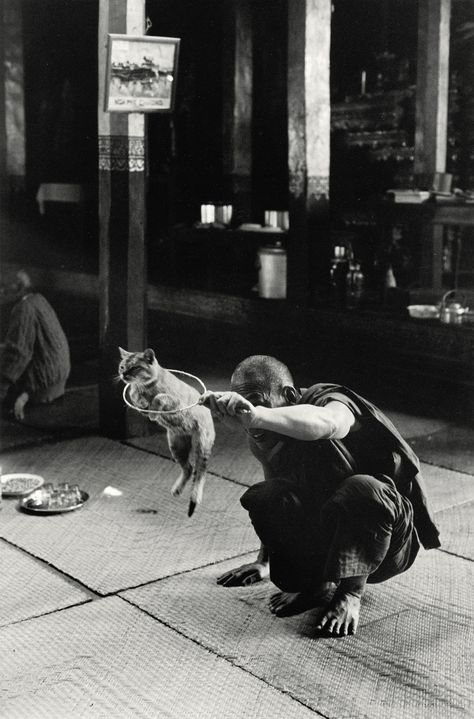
201, 355, 440, 637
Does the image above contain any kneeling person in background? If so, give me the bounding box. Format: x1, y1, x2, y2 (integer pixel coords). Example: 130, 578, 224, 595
0, 270, 70, 420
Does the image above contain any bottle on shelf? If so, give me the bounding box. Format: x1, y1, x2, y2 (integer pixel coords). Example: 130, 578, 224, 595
329, 245, 349, 305
345, 260, 365, 309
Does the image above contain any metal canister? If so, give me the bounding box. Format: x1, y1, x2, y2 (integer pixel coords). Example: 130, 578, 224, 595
257, 243, 287, 299
440, 301, 467, 324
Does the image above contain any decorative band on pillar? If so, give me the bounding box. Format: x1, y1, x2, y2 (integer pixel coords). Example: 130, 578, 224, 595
308, 175, 329, 202
289, 167, 306, 199
98, 135, 145, 172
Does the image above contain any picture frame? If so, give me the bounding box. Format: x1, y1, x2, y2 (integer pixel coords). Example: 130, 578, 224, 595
105, 34, 180, 113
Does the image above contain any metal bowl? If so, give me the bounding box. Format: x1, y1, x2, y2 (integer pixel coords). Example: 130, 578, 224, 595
19, 489, 89, 515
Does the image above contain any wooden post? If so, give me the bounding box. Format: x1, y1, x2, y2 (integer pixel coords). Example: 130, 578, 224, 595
222, 0, 253, 224
287, 0, 331, 305
98, 0, 148, 438
415, 0, 451, 291
0, 0, 26, 215
414, 0, 451, 178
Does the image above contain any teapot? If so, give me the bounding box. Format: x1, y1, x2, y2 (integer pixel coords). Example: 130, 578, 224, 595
439, 290, 468, 324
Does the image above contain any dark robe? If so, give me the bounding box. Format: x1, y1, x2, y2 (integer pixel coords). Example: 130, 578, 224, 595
300, 383, 440, 550
241, 383, 440, 591
1, 293, 70, 402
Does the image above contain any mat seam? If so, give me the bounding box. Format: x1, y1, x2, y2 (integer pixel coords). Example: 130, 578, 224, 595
0, 536, 101, 598
107, 549, 260, 596
120, 595, 330, 719
419, 458, 474, 477
2, 598, 94, 629
439, 547, 474, 563
434, 497, 474, 513
0, 535, 259, 598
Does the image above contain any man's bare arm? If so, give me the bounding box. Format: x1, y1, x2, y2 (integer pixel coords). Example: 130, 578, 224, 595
201, 391, 356, 440
249, 401, 355, 440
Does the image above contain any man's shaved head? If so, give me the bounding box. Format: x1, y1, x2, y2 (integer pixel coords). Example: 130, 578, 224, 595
231, 355, 296, 407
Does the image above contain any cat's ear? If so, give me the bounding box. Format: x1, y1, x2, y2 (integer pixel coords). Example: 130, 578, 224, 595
143, 348, 156, 364
119, 346, 131, 359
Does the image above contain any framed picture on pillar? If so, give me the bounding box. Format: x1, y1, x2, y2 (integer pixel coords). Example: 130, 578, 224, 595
105, 34, 180, 113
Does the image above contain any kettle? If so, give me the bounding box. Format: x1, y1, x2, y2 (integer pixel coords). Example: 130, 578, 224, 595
439, 290, 468, 324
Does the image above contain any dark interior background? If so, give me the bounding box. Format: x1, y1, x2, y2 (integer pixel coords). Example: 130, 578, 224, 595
17, 0, 474, 273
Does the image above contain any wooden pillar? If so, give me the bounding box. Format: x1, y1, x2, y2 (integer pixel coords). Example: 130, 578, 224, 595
415, 0, 451, 291
222, 0, 253, 224
414, 0, 451, 178
287, 0, 331, 305
0, 0, 26, 214
98, 0, 148, 438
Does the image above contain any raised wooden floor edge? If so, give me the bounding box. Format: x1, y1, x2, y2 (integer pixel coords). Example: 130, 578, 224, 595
6, 263, 474, 371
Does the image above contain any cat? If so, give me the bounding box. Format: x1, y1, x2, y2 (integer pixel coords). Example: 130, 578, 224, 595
118, 347, 215, 517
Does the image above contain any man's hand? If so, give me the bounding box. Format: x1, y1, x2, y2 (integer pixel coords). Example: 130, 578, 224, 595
199, 390, 256, 430
217, 561, 269, 587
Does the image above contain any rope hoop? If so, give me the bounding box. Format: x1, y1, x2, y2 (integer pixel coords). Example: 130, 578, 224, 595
122, 369, 207, 415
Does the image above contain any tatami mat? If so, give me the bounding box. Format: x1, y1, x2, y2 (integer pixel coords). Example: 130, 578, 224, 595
122, 550, 473, 719
0, 436, 258, 595
0, 596, 318, 719
409, 425, 474, 475
127, 429, 474, 518
420, 463, 474, 513
0, 540, 92, 628
127, 419, 261, 487
436, 500, 474, 561
386, 412, 451, 439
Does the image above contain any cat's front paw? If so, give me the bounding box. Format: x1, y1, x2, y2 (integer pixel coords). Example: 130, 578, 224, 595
151, 393, 180, 413
171, 479, 184, 496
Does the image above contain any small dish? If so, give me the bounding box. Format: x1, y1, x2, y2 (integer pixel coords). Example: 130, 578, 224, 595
19, 489, 89, 515
1, 473, 44, 497
407, 304, 440, 320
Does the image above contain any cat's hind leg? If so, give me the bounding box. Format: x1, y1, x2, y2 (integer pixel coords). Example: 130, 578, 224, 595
188, 430, 215, 517
168, 431, 193, 498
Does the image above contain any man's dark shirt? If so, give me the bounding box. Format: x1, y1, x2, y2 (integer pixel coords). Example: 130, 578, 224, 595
248, 383, 440, 550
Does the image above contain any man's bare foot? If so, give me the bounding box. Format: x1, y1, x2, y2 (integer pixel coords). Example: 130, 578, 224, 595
316, 592, 361, 636
269, 582, 337, 617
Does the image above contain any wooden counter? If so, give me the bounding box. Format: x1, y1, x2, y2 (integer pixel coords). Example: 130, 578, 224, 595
379, 200, 474, 292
